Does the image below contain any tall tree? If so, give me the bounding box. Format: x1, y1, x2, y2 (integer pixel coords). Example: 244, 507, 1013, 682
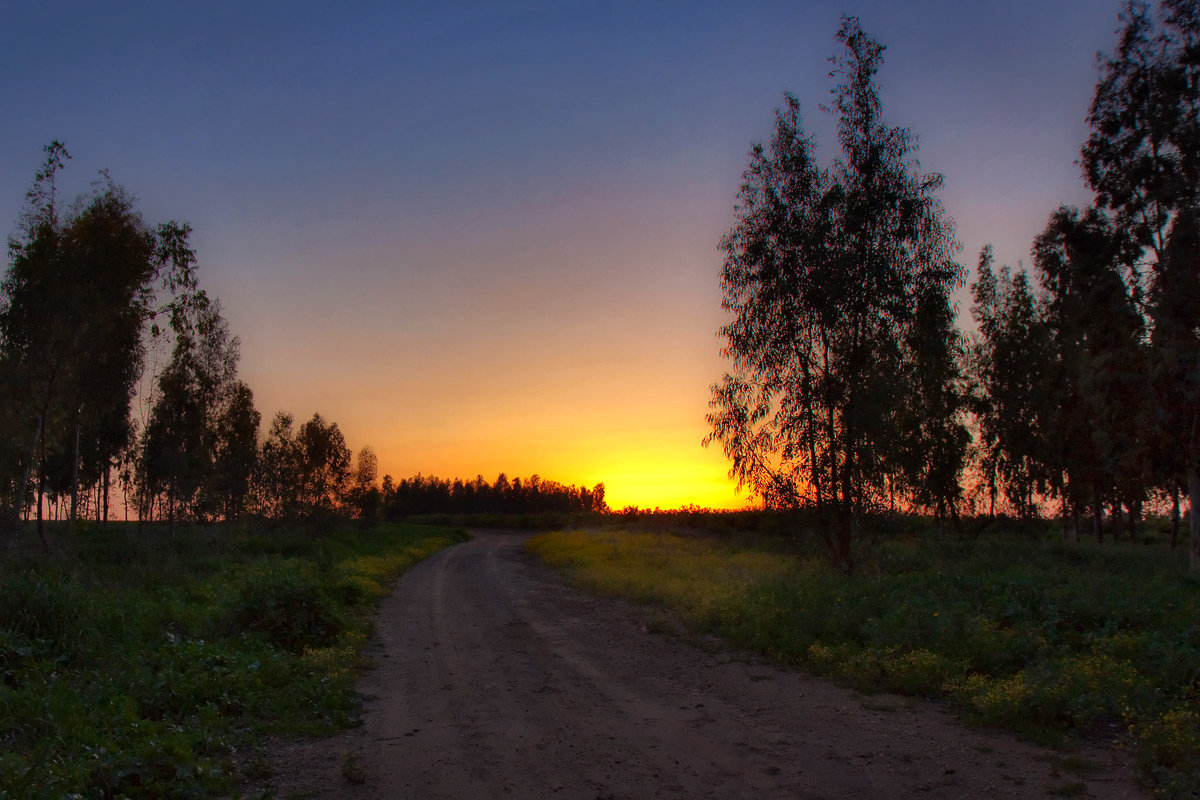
1081, 0, 1200, 561
138, 294, 242, 525
705, 17, 962, 569
968, 247, 1055, 525
254, 411, 302, 519
294, 414, 351, 514
1034, 206, 1147, 541
1, 143, 195, 538
211, 380, 260, 521
252, 411, 350, 519
350, 444, 381, 524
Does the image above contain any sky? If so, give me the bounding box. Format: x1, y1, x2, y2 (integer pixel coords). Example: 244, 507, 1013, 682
0, 1, 1125, 510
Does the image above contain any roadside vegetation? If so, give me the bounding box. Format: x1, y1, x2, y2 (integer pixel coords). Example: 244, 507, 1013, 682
0, 520, 465, 799
529, 523, 1200, 798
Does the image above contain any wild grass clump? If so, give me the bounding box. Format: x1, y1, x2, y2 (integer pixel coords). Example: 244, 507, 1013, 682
528, 526, 1200, 797
0, 520, 465, 799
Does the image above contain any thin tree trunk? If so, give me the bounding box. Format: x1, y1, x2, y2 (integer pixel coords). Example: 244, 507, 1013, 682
1061, 496, 1069, 543
1189, 406, 1200, 570
69, 418, 80, 523
36, 462, 46, 551
102, 462, 110, 524
13, 417, 41, 535
1189, 465, 1200, 572
1171, 484, 1181, 550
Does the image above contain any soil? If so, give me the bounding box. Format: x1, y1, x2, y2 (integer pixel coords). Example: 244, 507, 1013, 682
246, 531, 1145, 799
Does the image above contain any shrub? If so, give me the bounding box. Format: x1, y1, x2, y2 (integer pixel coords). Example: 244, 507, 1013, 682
224, 561, 346, 652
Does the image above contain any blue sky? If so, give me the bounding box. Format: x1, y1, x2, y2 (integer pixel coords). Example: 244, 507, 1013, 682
0, 1, 1126, 506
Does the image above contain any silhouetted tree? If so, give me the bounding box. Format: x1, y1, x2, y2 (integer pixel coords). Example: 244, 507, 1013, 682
1083, 0, 1200, 565
294, 413, 351, 514
1, 143, 196, 539
968, 247, 1055, 526
252, 412, 350, 520
350, 444, 381, 524
705, 18, 962, 570
138, 294, 241, 525
1034, 206, 1147, 542
211, 380, 260, 520
253, 411, 302, 519
894, 281, 970, 534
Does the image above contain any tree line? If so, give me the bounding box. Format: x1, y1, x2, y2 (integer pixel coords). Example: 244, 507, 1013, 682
0, 142, 359, 538
707, 4, 1200, 569
379, 473, 607, 519
0, 145, 602, 538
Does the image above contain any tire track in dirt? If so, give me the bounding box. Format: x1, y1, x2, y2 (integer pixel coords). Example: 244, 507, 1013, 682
254, 531, 1144, 800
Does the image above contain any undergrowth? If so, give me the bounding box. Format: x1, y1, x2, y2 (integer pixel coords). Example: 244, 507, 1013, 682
528, 526, 1200, 798
0, 520, 465, 799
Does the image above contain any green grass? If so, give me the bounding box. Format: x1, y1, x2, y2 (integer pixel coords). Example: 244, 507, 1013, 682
528, 526, 1200, 798
0, 520, 465, 800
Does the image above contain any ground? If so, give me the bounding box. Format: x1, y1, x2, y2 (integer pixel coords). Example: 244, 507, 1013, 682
244, 531, 1143, 799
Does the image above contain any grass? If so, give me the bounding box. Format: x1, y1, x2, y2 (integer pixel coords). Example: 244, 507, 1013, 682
0, 520, 465, 800
528, 525, 1200, 798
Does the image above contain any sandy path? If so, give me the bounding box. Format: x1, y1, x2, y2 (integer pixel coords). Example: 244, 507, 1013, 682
256, 531, 1142, 799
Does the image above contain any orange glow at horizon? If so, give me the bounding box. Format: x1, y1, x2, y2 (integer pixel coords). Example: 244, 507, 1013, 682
225, 190, 758, 514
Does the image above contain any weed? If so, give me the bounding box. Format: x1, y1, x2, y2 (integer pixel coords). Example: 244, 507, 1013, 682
341, 749, 366, 784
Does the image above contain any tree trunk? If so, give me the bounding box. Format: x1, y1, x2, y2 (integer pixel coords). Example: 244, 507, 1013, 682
69, 418, 80, 523
988, 464, 996, 520
1171, 484, 1181, 550
1190, 409, 1200, 572
1189, 464, 1200, 572
102, 462, 110, 524
36, 448, 47, 552
13, 417, 42, 536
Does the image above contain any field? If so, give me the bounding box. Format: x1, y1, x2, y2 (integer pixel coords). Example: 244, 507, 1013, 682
0, 520, 465, 799
528, 524, 1200, 798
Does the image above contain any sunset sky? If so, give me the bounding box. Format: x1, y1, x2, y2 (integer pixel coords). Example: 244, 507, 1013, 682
1, 1, 1121, 509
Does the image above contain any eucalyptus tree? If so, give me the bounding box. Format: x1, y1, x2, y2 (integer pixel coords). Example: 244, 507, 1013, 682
705, 18, 963, 569
1081, 0, 1200, 563
252, 411, 350, 520
1, 143, 196, 538
1033, 206, 1147, 541
294, 413, 351, 514
211, 380, 260, 521
138, 293, 244, 525
968, 247, 1055, 526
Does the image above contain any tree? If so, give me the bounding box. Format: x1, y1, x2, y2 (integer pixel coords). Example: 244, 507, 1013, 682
1, 143, 195, 539
138, 294, 242, 525
211, 380, 260, 521
350, 444, 381, 524
254, 411, 302, 519
968, 247, 1055, 526
705, 17, 962, 569
1082, 0, 1200, 565
295, 413, 351, 514
252, 411, 350, 520
1033, 206, 1147, 541
895, 281, 970, 534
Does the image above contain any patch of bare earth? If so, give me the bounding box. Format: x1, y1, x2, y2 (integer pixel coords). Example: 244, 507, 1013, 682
243, 531, 1143, 799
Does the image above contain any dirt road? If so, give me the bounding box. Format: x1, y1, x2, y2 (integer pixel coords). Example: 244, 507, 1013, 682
259, 531, 1142, 799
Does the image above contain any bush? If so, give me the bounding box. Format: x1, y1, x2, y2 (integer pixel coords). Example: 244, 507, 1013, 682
224, 561, 345, 652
